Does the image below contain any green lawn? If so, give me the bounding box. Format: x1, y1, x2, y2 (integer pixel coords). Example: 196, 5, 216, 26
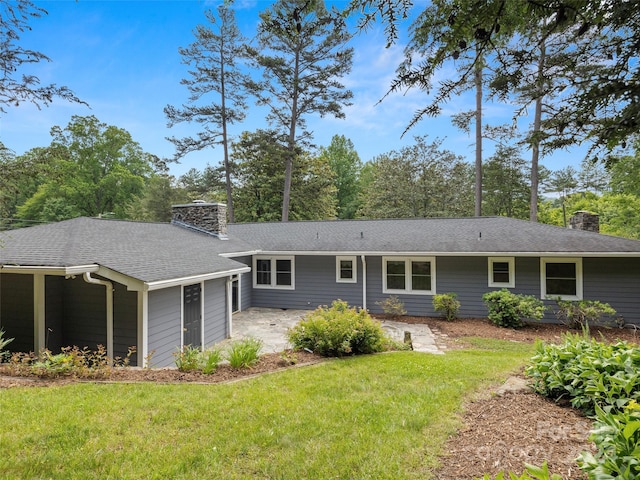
0, 340, 534, 479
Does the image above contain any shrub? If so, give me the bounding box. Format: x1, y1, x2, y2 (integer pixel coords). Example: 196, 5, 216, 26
375, 295, 406, 319
482, 289, 546, 328
9, 345, 120, 379
174, 345, 202, 372
227, 337, 262, 368
553, 299, 617, 329
476, 461, 562, 480
526, 334, 640, 415
578, 401, 640, 479
287, 300, 387, 357
201, 347, 223, 374
0, 328, 14, 362
432, 293, 461, 321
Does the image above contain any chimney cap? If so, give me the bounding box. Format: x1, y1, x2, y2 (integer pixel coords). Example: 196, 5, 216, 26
171, 202, 227, 208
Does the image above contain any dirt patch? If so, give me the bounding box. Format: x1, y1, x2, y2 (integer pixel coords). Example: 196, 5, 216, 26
2, 318, 637, 479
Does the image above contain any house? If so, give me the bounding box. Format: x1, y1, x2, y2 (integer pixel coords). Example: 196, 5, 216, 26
2, 203, 639, 367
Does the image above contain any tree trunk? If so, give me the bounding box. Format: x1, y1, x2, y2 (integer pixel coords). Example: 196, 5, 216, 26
282, 38, 302, 222
530, 42, 546, 223
219, 43, 235, 223
474, 57, 483, 217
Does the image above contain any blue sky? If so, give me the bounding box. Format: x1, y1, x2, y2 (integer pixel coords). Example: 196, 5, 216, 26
2, 0, 583, 178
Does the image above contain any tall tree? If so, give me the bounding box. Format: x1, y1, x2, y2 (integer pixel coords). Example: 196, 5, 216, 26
482, 145, 530, 219
231, 130, 336, 222
246, 0, 353, 221
318, 135, 362, 219
359, 136, 473, 218
0, 0, 84, 113
16, 115, 153, 221
165, 5, 248, 222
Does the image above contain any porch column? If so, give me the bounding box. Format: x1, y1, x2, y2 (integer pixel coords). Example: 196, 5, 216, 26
33, 274, 45, 352
138, 291, 148, 367
226, 277, 233, 338
361, 255, 367, 311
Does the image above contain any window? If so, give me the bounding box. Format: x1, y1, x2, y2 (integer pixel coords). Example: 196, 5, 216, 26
541, 258, 582, 300
488, 257, 515, 288
253, 256, 295, 289
382, 257, 435, 294
336, 256, 357, 283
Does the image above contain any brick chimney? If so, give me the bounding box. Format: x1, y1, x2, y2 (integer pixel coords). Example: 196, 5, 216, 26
171, 202, 228, 239
569, 210, 599, 233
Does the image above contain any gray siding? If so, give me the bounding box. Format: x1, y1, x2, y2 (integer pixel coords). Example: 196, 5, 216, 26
148, 287, 181, 368
203, 278, 227, 346
0, 273, 34, 352
235, 256, 253, 310
251, 255, 363, 310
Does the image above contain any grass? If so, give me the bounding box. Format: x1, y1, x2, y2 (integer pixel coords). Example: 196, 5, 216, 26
0, 340, 534, 479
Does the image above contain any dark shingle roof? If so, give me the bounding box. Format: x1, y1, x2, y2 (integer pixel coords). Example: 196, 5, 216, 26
0, 217, 253, 283
227, 216, 640, 255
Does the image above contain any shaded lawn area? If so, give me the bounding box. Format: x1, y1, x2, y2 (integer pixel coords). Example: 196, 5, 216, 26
0, 341, 534, 479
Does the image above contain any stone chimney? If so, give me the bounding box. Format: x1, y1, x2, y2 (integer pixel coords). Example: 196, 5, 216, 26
171, 201, 228, 239
569, 210, 599, 233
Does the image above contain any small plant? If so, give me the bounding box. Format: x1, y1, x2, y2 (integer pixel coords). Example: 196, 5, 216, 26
476, 461, 563, 480
553, 298, 616, 329
279, 350, 298, 366
174, 345, 202, 372
375, 295, 407, 319
227, 337, 262, 368
578, 400, 640, 478
201, 347, 223, 374
432, 293, 461, 321
288, 300, 388, 357
0, 328, 14, 362
482, 289, 546, 328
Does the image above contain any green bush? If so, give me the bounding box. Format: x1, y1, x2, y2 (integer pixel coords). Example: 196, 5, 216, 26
432, 293, 461, 321
578, 400, 640, 479
527, 334, 640, 415
287, 300, 388, 357
482, 289, 546, 328
553, 299, 617, 329
375, 295, 407, 319
227, 337, 262, 368
174, 345, 202, 372
476, 461, 562, 480
201, 347, 223, 374
0, 328, 14, 362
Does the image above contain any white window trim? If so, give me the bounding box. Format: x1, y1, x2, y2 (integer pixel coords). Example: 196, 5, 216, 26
253, 255, 295, 290
382, 256, 436, 295
488, 257, 515, 288
336, 255, 357, 283
540, 257, 583, 301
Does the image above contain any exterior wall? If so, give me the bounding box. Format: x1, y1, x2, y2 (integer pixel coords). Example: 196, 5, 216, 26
113, 282, 138, 365
250, 255, 363, 310
45, 276, 64, 352
148, 286, 182, 368
235, 256, 253, 310
0, 273, 34, 352
203, 278, 228, 346
243, 254, 640, 324
62, 276, 107, 349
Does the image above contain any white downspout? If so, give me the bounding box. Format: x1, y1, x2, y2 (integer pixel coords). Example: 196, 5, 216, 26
360, 255, 367, 311
83, 272, 114, 363
225, 277, 233, 338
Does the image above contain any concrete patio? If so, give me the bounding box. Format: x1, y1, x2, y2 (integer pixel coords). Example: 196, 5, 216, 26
226, 307, 442, 355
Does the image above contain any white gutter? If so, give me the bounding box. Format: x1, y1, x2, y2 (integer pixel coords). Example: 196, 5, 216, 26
0, 264, 100, 275
83, 272, 114, 364
252, 250, 640, 258
361, 255, 367, 311
144, 266, 250, 291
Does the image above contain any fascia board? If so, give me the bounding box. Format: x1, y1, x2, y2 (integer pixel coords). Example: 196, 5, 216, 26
252, 250, 640, 257
0, 264, 100, 275
144, 266, 251, 291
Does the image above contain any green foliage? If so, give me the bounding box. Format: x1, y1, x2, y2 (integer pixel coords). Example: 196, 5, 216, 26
482, 145, 531, 220
375, 295, 407, 319
578, 401, 640, 479
482, 289, 546, 328
174, 345, 203, 372
432, 293, 461, 321
201, 347, 224, 374
319, 134, 363, 219
476, 461, 563, 480
5, 345, 132, 379
527, 335, 640, 415
554, 299, 617, 329
227, 337, 262, 369
287, 300, 387, 357
0, 328, 14, 361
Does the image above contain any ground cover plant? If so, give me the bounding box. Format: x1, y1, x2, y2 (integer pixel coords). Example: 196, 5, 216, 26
0, 342, 533, 479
